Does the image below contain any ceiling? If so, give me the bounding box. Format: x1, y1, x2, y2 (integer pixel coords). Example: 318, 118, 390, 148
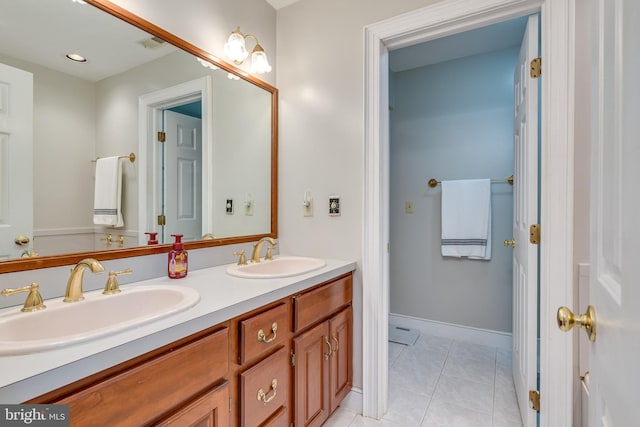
265, 0, 301, 9
389, 16, 529, 72
0, 0, 177, 82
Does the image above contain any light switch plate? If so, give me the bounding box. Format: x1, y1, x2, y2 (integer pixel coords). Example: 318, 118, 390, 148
329, 196, 340, 216
226, 199, 233, 214
405, 200, 414, 214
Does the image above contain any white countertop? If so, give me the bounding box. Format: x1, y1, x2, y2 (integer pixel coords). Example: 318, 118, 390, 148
0, 257, 356, 403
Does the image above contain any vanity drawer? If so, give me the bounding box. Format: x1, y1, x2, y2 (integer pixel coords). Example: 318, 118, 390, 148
57, 326, 229, 427
261, 406, 289, 427
239, 302, 288, 364
293, 274, 352, 332
240, 346, 289, 427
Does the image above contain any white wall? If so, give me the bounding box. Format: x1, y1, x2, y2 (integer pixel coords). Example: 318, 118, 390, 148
275, 0, 443, 394
390, 47, 517, 333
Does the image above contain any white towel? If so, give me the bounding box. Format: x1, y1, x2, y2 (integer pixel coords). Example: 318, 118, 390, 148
93, 156, 124, 227
441, 179, 492, 260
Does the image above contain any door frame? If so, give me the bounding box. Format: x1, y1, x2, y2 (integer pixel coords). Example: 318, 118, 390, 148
362, 0, 576, 425
138, 76, 213, 244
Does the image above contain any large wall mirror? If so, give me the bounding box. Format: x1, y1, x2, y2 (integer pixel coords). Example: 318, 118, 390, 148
0, 0, 277, 273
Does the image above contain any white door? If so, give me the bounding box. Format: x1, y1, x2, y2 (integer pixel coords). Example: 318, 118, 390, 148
0, 63, 33, 259
163, 110, 202, 242
511, 15, 539, 427
586, 0, 640, 424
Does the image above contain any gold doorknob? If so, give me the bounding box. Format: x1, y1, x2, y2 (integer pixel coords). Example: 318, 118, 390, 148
557, 305, 596, 342
503, 239, 516, 248
14, 235, 30, 246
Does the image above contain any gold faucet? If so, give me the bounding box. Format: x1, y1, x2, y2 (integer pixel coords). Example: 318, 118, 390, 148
64, 258, 104, 302
1, 283, 46, 312
250, 237, 277, 262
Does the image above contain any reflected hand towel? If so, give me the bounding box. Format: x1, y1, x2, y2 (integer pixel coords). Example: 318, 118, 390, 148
93, 156, 124, 227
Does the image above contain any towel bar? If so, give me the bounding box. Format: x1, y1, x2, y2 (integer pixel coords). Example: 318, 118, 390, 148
428, 175, 513, 188
91, 153, 136, 163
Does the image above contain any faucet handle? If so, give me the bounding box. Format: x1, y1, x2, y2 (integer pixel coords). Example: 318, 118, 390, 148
233, 250, 248, 265
103, 268, 133, 295
1, 283, 46, 312
265, 245, 276, 261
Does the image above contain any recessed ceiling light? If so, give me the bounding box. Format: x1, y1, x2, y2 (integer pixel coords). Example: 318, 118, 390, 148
66, 53, 87, 63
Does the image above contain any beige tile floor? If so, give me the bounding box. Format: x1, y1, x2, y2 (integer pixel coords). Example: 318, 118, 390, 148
325, 334, 524, 427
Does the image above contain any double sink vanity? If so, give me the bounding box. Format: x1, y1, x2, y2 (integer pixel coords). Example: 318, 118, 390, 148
0, 253, 356, 426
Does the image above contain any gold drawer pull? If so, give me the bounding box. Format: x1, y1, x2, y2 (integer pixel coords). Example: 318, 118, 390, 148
331, 335, 339, 356
257, 379, 278, 404
257, 322, 278, 343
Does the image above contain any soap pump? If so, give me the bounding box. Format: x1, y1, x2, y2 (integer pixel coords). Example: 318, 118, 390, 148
168, 234, 188, 279
144, 232, 158, 245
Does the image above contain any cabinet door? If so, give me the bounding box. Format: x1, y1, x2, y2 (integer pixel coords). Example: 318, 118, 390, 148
329, 306, 352, 413
156, 381, 229, 427
293, 321, 330, 427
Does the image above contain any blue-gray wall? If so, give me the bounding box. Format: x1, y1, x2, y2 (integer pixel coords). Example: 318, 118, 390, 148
390, 46, 518, 333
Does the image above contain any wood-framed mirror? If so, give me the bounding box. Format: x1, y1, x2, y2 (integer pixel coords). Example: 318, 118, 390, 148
0, 0, 277, 273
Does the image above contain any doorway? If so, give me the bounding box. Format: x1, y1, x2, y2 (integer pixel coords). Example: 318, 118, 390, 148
138, 76, 213, 245
387, 15, 536, 426
363, 0, 576, 425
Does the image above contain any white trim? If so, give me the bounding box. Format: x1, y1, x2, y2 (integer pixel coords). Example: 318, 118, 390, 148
363, 0, 574, 424
538, 1, 575, 426
389, 313, 513, 350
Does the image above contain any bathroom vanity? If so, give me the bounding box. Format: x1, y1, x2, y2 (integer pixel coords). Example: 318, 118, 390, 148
0, 259, 355, 426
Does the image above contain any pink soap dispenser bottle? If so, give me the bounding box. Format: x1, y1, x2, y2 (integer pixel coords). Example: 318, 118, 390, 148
168, 234, 188, 279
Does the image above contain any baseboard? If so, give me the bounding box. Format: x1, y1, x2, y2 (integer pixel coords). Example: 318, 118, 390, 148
389, 313, 512, 350
339, 387, 363, 414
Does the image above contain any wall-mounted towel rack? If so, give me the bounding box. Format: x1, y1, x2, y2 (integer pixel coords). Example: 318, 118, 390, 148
90, 153, 136, 163
428, 175, 513, 188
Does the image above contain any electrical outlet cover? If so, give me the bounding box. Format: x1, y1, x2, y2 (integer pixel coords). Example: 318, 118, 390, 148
329, 196, 340, 216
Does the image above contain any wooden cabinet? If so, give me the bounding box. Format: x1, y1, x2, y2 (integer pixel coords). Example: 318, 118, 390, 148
292, 275, 353, 427
239, 346, 289, 426
42, 325, 229, 427
28, 271, 354, 427
156, 381, 230, 427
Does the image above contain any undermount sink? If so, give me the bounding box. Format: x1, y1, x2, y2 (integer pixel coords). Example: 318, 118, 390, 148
226, 256, 326, 279
0, 285, 200, 355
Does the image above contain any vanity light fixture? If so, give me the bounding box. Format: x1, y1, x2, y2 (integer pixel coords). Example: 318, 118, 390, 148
71, 0, 87, 4
223, 27, 272, 74
66, 53, 87, 63
227, 73, 240, 81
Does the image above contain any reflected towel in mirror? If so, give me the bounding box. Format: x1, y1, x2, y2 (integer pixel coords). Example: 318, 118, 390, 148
93, 156, 124, 227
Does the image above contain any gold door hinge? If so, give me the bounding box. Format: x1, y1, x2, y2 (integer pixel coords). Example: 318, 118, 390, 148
157, 215, 166, 226
157, 131, 166, 142
529, 390, 540, 412
229, 397, 233, 413
530, 224, 540, 245
290, 349, 296, 367
530, 57, 542, 78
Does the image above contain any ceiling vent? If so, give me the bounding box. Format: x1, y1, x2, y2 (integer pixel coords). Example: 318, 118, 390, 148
139, 36, 166, 49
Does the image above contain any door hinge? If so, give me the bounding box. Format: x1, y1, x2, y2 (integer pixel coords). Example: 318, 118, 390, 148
229, 397, 233, 413
529, 390, 540, 412
157, 131, 166, 142
157, 215, 166, 226
530, 57, 542, 78
290, 349, 296, 367
529, 224, 540, 245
